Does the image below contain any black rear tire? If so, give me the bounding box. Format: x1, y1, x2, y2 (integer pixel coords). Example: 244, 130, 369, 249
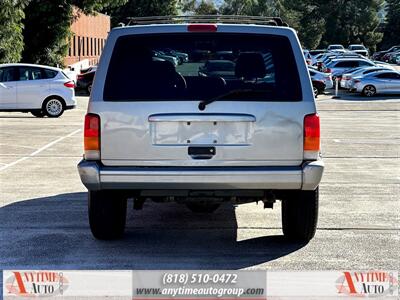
186, 202, 220, 213
88, 190, 127, 240
281, 188, 319, 242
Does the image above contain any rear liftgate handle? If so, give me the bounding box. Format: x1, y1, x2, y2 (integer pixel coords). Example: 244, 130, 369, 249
188, 146, 216, 160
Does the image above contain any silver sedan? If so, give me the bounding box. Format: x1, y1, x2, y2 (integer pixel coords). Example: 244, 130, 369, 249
353, 70, 400, 96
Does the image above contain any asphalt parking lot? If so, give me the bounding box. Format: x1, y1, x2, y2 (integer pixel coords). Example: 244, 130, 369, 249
0, 93, 399, 272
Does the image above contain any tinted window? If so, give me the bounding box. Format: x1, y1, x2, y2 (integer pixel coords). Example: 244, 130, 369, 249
18, 67, 44, 81
329, 45, 344, 50
358, 61, 373, 67
375, 73, 398, 79
309, 71, 316, 76
0, 67, 17, 82
335, 61, 357, 68
364, 69, 384, 75
43, 69, 58, 79
104, 33, 302, 102
310, 50, 324, 56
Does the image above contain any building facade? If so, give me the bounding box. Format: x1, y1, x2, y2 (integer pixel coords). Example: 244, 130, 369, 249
64, 7, 110, 67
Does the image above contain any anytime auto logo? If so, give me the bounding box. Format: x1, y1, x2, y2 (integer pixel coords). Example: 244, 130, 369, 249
5, 271, 69, 297
336, 271, 398, 297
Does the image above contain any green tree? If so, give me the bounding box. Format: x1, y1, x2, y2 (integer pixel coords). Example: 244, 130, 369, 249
380, 0, 400, 49
21, 0, 127, 66
280, 0, 383, 51
105, 0, 178, 27
0, 0, 29, 63
319, 0, 383, 52
195, 0, 218, 15
180, 0, 218, 15
281, 0, 325, 49
220, 0, 279, 16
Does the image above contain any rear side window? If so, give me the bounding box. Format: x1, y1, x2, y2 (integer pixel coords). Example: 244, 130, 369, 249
376, 73, 400, 79
0, 67, 17, 82
335, 61, 358, 68
364, 69, 383, 75
18, 67, 43, 80
104, 33, 302, 102
358, 61, 374, 67
43, 69, 58, 79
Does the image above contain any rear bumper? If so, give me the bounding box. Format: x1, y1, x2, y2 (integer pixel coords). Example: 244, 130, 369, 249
77, 160, 324, 191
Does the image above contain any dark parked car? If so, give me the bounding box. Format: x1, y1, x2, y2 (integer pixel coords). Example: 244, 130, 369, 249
373, 46, 400, 61
312, 79, 326, 97
76, 70, 95, 94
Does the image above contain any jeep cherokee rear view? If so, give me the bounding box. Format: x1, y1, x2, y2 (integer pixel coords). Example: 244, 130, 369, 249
78, 21, 324, 242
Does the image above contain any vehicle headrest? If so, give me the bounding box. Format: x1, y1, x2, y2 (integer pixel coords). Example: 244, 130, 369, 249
151, 60, 176, 75
235, 52, 267, 79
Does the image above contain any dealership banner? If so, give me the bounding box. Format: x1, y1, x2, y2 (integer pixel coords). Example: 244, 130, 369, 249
3, 270, 398, 299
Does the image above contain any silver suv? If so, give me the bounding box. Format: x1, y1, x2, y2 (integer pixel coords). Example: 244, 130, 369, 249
78, 18, 324, 242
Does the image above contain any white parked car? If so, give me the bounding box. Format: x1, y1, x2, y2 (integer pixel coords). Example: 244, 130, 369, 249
327, 44, 346, 52
309, 67, 333, 89
0, 63, 76, 117
341, 67, 390, 89
325, 58, 375, 77
348, 44, 369, 57
353, 70, 400, 96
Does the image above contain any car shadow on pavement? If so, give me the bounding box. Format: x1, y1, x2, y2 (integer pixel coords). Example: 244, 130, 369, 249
325, 90, 400, 101
0, 192, 306, 270
0, 115, 38, 118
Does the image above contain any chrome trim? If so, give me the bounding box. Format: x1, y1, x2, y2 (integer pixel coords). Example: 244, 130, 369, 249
302, 160, 324, 190
148, 113, 256, 122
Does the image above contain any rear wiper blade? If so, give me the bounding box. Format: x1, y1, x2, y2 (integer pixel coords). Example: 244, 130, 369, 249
198, 89, 253, 111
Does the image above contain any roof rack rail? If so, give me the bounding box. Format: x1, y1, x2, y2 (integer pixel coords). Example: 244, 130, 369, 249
126, 15, 288, 27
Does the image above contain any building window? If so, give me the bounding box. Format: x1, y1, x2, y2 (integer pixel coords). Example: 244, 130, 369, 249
73, 36, 76, 56
81, 37, 84, 57
91, 38, 93, 56
86, 37, 89, 56
78, 36, 81, 57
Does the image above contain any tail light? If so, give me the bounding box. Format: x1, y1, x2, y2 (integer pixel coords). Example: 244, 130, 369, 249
324, 68, 331, 73
84, 114, 100, 160
187, 24, 217, 32
64, 81, 75, 88
304, 114, 320, 160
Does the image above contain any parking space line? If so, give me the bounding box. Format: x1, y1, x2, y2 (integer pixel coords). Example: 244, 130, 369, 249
0, 129, 81, 172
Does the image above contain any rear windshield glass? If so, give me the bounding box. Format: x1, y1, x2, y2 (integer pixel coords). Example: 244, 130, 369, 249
104, 33, 302, 102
